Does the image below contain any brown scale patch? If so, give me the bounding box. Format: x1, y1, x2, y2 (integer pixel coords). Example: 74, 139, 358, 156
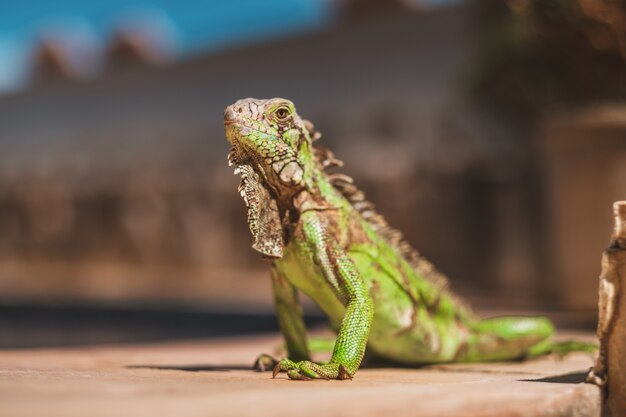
322, 211, 343, 242
392, 305, 418, 338
385, 262, 420, 337
425, 294, 442, 318
452, 325, 470, 361
368, 279, 382, 301
346, 211, 373, 247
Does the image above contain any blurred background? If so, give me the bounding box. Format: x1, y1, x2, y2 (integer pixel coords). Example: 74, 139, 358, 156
1, 0, 625, 348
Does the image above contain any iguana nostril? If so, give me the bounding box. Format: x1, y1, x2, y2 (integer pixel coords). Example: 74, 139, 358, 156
224, 107, 237, 122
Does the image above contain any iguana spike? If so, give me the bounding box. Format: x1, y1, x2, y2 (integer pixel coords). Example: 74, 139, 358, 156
313, 145, 343, 169
304, 119, 322, 142
328, 173, 354, 184
353, 201, 375, 212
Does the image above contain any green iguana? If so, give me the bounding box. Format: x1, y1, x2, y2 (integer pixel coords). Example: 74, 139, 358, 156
223, 97, 594, 380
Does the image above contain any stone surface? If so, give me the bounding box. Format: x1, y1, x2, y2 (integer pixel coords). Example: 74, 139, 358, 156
0, 333, 601, 417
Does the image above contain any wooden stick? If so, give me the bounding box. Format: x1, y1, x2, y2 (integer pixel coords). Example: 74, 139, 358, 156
613, 202, 626, 246
588, 201, 626, 417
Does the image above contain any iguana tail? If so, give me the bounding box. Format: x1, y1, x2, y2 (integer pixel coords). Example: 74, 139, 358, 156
456, 316, 596, 362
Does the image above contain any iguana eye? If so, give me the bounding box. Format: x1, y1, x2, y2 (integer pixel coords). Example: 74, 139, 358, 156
275, 107, 291, 121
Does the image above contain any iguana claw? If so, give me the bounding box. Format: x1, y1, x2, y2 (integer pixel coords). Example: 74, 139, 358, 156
338, 364, 353, 380
272, 358, 297, 378
253, 353, 278, 372
272, 363, 282, 378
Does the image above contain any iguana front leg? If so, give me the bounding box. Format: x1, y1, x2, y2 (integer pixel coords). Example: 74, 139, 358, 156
273, 212, 374, 380
272, 267, 311, 361
254, 267, 310, 371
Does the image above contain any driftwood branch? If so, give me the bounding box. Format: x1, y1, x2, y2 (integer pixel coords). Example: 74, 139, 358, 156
588, 201, 626, 417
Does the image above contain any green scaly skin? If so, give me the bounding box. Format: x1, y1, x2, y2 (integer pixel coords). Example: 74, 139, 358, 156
223, 98, 595, 381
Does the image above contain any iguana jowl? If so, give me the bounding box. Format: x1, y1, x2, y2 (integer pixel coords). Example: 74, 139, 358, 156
224, 98, 593, 380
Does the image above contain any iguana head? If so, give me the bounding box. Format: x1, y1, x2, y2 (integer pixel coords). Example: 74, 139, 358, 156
224, 98, 315, 192
224, 98, 316, 258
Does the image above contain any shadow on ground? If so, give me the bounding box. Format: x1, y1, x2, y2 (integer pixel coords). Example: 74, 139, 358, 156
521, 371, 589, 384
127, 364, 591, 385
128, 364, 255, 372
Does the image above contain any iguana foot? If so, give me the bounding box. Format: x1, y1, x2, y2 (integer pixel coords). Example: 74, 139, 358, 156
272, 359, 353, 380
253, 353, 279, 372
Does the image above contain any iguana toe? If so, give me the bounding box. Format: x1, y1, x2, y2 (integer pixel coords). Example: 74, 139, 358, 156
272, 358, 296, 378
287, 370, 312, 380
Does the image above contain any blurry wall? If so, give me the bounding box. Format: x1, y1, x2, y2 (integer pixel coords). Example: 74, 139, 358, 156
540, 105, 626, 311
0, 4, 506, 309
0, 2, 619, 314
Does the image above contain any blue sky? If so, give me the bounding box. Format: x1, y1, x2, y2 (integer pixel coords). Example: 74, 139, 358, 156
0, 0, 335, 93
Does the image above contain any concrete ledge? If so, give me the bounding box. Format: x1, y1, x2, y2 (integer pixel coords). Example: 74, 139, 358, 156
0, 334, 600, 417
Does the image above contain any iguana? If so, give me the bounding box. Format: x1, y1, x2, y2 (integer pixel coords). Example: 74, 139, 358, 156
223, 97, 595, 380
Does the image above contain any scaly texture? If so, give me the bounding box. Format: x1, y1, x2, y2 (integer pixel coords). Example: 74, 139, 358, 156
224, 98, 595, 380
